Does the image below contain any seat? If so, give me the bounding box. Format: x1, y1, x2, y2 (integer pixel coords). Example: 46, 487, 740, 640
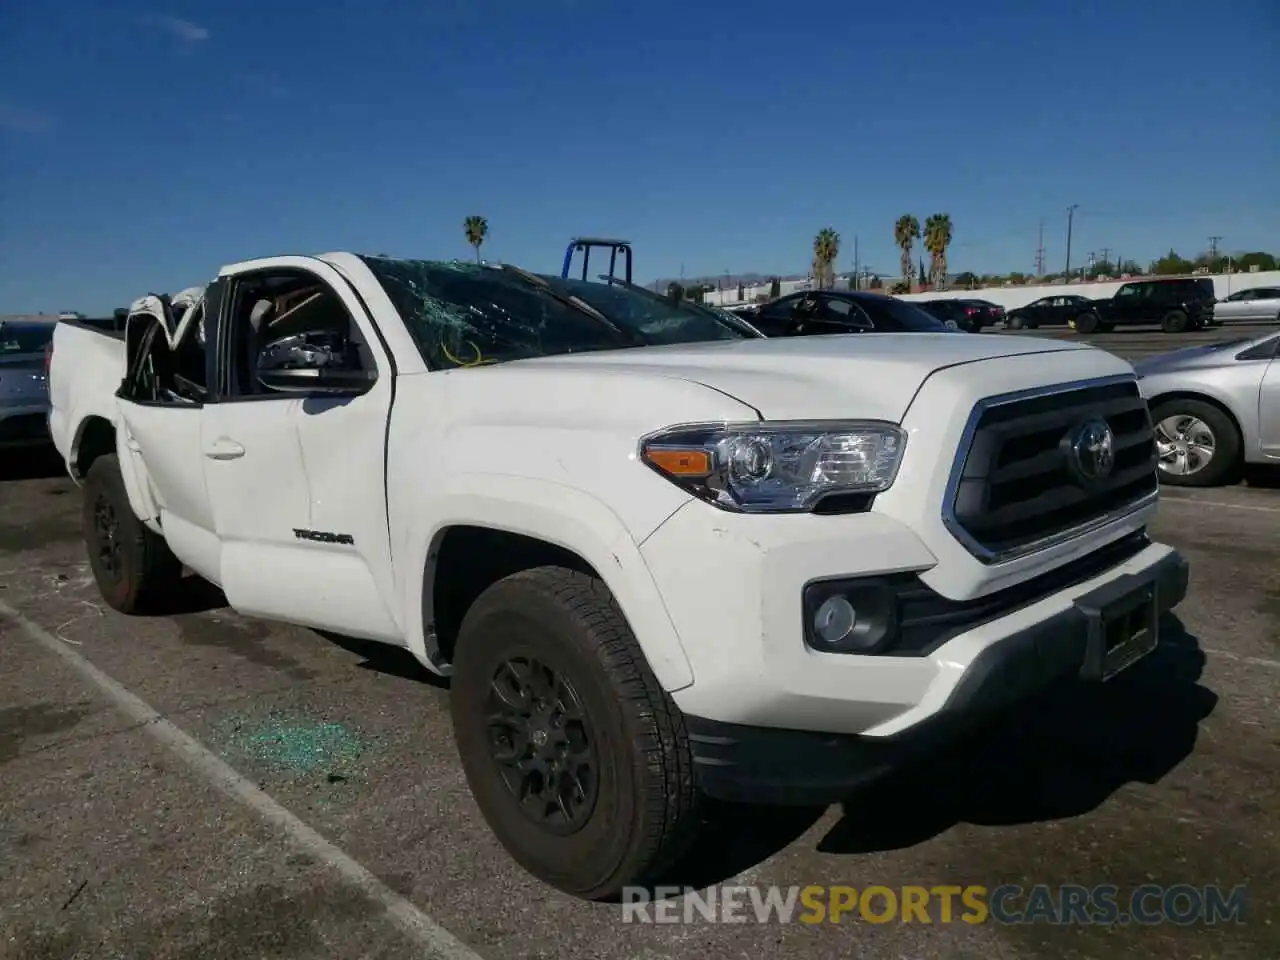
242, 298, 275, 393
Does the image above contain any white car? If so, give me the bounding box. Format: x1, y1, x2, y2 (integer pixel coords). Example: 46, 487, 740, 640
47, 252, 1188, 900
1213, 285, 1280, 324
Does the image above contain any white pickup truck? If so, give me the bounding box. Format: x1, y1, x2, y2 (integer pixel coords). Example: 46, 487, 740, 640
48, 253, 1188, 900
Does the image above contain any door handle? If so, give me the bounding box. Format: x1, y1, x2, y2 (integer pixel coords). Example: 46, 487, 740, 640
203, 438, 245, 460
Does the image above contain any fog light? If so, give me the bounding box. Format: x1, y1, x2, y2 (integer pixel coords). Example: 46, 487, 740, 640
814, 595, 857, 645
804, 581, 899, 654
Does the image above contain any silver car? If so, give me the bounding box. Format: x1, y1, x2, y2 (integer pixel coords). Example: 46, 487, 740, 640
0, 318, 55, 450
1213, 285, 1280, 324
1134, 329, 1280, 486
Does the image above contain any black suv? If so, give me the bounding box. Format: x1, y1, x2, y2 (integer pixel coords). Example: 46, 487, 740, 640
1073, 277, 1216, 334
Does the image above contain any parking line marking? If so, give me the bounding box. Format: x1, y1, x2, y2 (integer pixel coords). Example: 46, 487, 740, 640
1159, 496, 1280, 515
0, 599, 486, 960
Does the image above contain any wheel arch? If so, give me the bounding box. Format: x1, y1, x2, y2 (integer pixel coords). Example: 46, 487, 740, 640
70, 412, 160, 530
404, 480, 696, 693
70, 414, 116, 479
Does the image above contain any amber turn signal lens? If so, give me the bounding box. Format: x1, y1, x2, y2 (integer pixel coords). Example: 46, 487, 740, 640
644, 447, 713, 477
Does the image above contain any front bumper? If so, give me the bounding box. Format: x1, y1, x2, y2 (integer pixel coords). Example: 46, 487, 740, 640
638, 495, 1188, 803
685, 548, 1188, 804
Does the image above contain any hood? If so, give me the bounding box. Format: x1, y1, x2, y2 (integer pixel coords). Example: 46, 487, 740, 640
512, 333, 1096, 421
1133, 340, 1251, 376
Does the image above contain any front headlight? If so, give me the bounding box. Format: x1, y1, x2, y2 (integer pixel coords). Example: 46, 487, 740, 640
639, 420, 906, 513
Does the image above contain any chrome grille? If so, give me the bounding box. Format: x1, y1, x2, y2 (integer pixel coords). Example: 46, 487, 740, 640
944, 377, 1158, 563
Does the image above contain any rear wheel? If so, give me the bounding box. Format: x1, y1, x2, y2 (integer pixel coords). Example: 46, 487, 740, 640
1150, 399, 1241, 487
1161, 309, 1190, 333
82, 453, 183, 613
450, 566, 701, 900
1072, 312, 1099, 334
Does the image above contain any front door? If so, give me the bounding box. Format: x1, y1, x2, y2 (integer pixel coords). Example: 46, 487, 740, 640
1258, 356, 1280, 458
199, 396, 314, 617
1111, 283, 1146, 323
202, 258, 400, 642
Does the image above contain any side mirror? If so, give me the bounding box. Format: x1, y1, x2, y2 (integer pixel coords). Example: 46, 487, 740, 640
257, 367, 375, 394
256, 332, 374, 395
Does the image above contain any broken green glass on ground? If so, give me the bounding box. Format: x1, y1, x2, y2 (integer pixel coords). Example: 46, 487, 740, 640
217, 712, 365, 778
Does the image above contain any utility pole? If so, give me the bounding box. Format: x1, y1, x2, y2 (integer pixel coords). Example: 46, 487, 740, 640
1034, 219, 1045, 277
1064, 204, 1078, 280
853, 234, 860, 290
1208, 235, 1221, 259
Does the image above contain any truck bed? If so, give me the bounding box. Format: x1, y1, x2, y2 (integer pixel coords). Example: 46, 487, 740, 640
47, 318, 129, 470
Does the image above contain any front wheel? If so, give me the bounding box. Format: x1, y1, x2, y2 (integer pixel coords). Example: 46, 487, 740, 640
450, 566, 701, 900
1150, 399, 1241, 487
82, 453, 184, 613
1006, 314, 1025, 330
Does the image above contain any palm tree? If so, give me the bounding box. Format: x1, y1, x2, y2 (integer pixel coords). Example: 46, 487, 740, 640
463, 215, 488, 262
894, 215, 920, 289
812, 227, 840, 290
924, 213, 953, 289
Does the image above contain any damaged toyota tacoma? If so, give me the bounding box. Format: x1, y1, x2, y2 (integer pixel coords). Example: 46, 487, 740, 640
47, 253, 1188, 900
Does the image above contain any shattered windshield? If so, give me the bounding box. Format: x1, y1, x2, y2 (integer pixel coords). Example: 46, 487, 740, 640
547, 277, 755, 343
359, 257, 639, 369
359, 256, 749, 370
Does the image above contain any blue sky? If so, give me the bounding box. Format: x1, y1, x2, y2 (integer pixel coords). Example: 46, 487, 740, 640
1, 0, 1276, 313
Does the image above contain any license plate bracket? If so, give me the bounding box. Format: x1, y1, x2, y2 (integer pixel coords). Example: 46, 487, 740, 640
1076, 575, 1159, 681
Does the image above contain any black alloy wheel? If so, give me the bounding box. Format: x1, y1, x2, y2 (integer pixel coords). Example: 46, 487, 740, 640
485, 654, 598, 834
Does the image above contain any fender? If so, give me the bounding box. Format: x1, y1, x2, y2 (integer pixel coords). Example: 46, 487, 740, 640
396, 474, 695, 692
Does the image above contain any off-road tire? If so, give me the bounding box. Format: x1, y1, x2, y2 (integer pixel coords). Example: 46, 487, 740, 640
1149, 398, 1242, 488
82, 453, 183, 613
450, 566, 701, 900
1161, 309, 1190, 333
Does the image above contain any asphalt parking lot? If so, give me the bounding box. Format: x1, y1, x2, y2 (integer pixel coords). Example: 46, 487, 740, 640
2, 323, 1277, 960
992, 317, 1275, 361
